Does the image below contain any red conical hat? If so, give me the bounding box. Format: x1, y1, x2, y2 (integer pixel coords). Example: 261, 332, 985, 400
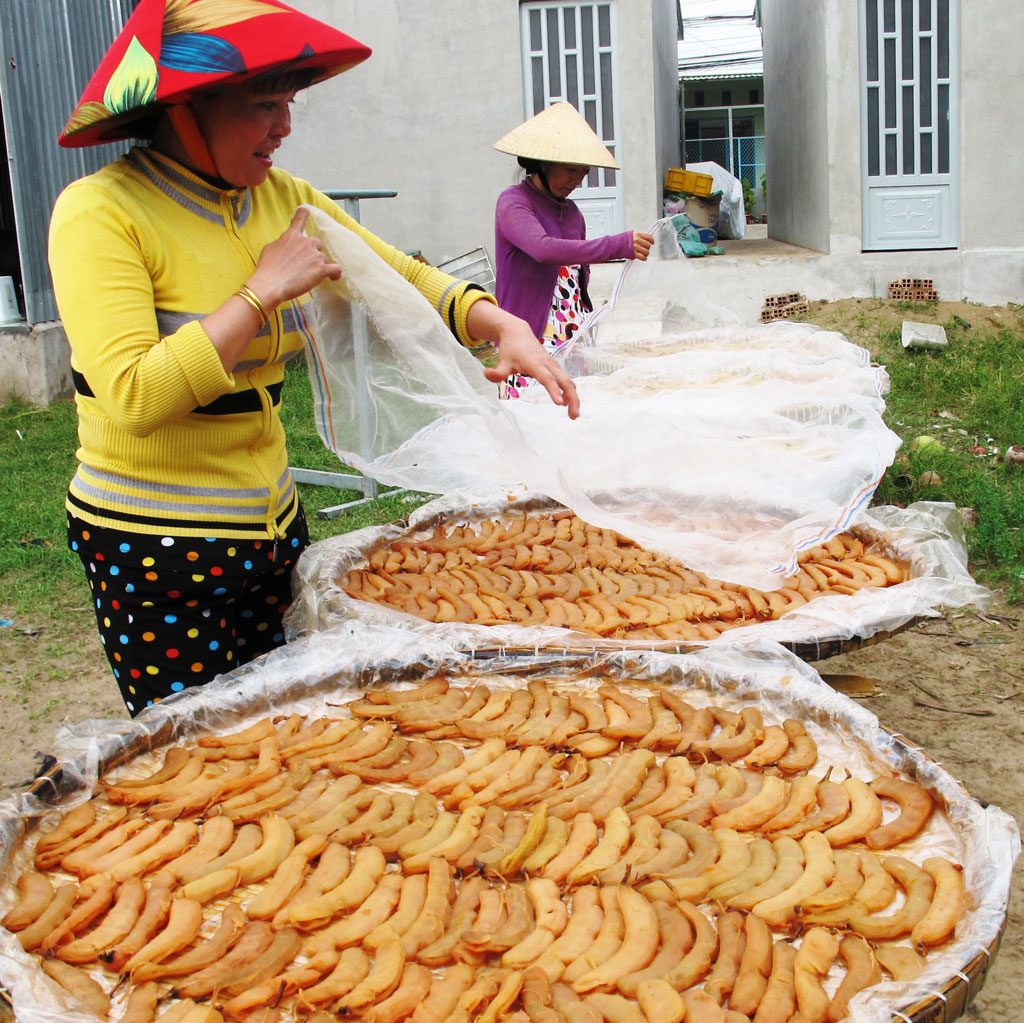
59, 0, 371, 148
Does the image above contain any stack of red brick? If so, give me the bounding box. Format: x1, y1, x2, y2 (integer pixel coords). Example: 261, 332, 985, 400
889, 278, 938, 301
760, 292, 809, 322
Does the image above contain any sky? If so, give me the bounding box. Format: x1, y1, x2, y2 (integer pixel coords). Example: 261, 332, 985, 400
680, 0, 757, 15
678, 0, 764, 79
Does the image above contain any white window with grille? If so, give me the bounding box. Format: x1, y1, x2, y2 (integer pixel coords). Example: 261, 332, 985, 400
520, 1, 624, 235
860, 0, 960, 250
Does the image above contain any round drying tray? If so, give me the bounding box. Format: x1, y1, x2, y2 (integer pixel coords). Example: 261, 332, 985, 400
460, 613, 925, 667
894, 930, 1002, 1023
784, 614, 926, 663
2, 646, 1011, 1023
292, 493, 973, 667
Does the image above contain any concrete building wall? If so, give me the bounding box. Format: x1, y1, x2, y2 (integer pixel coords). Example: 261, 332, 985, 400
282, 0, 526, 266
960, 0, 1024, 252
957, 0, 1024, 300
648, 0, 685, 219
282, 0, 676, 266
0, 323, 73, 406
760, 0, 830, 253
760, 0, 1024, 300
607, 0, 682, 231
821, 2, 864, 256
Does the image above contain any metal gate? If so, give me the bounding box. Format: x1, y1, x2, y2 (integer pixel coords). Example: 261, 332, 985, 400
0, 0, 133, 325
860, 0, 960, 250
519, 0, 623, 236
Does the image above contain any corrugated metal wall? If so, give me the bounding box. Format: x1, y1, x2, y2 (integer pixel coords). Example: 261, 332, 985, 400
0, 0, 135, 325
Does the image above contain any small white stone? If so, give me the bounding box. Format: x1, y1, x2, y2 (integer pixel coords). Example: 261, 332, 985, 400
901, 321, 949, 349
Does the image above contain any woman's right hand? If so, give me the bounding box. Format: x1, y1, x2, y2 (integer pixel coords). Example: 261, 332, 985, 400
248, 207, 342, 310
633, 231, 655, 261
204, 207, 342, 372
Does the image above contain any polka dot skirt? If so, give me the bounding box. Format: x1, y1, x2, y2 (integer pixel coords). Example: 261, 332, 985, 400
67, 509, 309, 717
501, 264, 585, 399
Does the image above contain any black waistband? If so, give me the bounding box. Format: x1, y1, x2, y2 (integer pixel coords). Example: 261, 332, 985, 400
73, 369, 282, 415
67, 488, 299, 535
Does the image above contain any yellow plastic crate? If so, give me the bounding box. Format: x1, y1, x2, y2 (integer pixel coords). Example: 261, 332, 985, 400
665, 167, 714, 196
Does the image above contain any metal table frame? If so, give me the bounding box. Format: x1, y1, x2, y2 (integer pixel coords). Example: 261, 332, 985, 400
288, 189, 403, 518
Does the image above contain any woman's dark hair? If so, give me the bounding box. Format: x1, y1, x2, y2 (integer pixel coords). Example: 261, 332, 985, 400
517, 155, 544, 175
250, 66, 323, 94
128, 109, 162, 141
132, 65, 324, 141
517, 155, 556, 197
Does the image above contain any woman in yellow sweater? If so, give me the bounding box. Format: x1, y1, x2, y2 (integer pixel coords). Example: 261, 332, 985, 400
50, 0, 579, 717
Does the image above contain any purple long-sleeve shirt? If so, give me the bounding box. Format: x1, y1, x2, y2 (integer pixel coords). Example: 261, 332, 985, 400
494, 179, 635, 337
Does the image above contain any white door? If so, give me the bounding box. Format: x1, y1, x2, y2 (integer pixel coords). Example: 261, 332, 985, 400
860, 0, 960, 250
519, 0, 624, 235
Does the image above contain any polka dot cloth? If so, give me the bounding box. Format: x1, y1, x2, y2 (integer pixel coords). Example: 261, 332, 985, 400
501, 263, 585, 399
67, 508, 309, 717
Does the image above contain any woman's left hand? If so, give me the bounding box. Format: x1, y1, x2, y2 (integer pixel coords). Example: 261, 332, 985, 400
467, 303, 580, 419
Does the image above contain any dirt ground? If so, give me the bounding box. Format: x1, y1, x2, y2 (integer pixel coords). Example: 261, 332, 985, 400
1, 596, 1020, 1022
801, 295, 1020, 354
808, 605, 1024, 1022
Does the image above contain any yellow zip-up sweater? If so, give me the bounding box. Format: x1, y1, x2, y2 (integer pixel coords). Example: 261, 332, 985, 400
48, 147, 493, 540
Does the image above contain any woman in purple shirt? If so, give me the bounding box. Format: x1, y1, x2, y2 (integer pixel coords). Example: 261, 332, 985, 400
493, 102, 654, 397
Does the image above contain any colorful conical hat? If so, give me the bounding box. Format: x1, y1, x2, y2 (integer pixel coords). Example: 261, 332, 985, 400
59, 0, 371, 148
493, 102, 619, 169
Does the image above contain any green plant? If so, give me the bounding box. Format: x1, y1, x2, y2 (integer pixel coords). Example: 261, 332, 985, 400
760, 172, 767, 210
30, 698, 63, 721
862, 305, 1024, 602
741, 178, 756, 217
0, 398, 85, 617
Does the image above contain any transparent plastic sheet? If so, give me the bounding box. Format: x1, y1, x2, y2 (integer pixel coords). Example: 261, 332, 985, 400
568, 245, 876, 372
580, 347, 891, 402
284, 495, 991, 653
572, 219, 853, 351
0, 633, 1016, 1023
561, 219, 746, 346
575, 321, 879, 372
300, 209, 901, 589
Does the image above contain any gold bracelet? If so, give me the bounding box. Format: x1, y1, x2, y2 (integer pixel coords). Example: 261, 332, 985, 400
235, 284, 269, 327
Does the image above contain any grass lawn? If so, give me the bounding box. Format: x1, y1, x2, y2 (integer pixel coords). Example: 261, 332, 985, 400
806, 298, 1024, 600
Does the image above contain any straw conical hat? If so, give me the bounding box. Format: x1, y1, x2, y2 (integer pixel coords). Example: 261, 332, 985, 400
493, 102, 619, 169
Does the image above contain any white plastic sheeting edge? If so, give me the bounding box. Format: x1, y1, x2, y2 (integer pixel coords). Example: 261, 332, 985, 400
284, 495, 991, 654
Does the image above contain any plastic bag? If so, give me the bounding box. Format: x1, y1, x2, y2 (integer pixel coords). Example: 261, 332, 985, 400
683, 159, 747, 239
301, 208, 899, 588
669, 212, 708, 256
